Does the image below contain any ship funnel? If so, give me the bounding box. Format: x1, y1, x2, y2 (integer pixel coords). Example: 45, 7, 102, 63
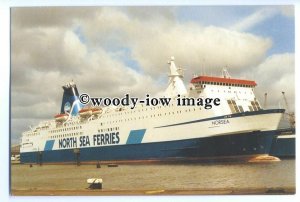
60, 81, 83, 116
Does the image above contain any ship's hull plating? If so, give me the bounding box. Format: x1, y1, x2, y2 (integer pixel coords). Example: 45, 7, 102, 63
20, 130, 276, 164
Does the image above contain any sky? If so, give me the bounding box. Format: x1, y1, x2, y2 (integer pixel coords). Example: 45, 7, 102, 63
11, 6, 295, 145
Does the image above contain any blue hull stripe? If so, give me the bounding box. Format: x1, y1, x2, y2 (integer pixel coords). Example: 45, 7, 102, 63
155, 109, 284, 129
126, 129, 146, 144
44, 140, 55, 151
21, 130, 277, 164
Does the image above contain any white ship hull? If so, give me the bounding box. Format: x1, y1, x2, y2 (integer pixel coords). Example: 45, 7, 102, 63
20, 109, 283, 164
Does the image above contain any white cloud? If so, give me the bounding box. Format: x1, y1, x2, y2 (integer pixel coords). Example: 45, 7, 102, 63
11, 7, 294, 144
79, 8, 272, 79
230, 6, 294, 32
230, 8, 278, 32
250, 53, 295, 112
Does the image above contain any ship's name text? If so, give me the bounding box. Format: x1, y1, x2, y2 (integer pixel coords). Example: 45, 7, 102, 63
211, 119, 229, 126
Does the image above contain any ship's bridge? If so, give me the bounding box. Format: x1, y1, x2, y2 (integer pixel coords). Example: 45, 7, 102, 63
188, 75, 261, 115
190, 76, 257, 88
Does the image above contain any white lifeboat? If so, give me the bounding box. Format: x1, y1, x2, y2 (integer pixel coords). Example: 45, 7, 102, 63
55, 113, 68, 122
92, 107, 102, 116
79, 108, 93, 118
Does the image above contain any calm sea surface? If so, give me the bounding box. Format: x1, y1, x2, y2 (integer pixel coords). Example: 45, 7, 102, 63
11, 160, 295, 190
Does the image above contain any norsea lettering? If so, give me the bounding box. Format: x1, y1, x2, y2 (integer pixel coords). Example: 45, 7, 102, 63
212, 119, 229, 125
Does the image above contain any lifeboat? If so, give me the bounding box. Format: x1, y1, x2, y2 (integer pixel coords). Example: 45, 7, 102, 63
92, 107, 102, 116
55, 113, 68, 122
79, 108, 93, 118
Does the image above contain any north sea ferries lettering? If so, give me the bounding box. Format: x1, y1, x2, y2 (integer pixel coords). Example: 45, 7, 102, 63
58, 132, 120, 149
211, 119, 229, 126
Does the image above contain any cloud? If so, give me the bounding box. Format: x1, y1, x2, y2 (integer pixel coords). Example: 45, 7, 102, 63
247, 53, 295, 111
11, 7, 293, 144
11, 7, 100, 28
79, 8, 272, 79
230, 8, 278, 32
230, 6, 294, 32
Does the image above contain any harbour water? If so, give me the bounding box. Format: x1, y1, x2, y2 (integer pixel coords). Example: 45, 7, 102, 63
11, 159, 295, 195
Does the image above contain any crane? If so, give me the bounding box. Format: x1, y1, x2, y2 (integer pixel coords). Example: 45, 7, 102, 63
282, 91, 295, 128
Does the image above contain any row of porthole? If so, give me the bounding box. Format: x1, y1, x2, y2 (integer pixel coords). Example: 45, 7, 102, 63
101, 108, 200, 124
98, 127, 119, 133
50, 131, 83, 139
50, 125, 82, 134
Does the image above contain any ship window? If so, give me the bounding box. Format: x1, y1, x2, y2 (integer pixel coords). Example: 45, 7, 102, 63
227, 100, 240, 113
254, 101, 261, 110
231, 100, 240, 113
238, 106, 244, 112
251, 101, 258, 111
227, 100, 235, 113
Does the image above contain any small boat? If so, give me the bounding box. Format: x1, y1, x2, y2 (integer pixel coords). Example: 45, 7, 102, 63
92, 107, 102, 116
79, 108, 93, 118
54, 113, 68, 122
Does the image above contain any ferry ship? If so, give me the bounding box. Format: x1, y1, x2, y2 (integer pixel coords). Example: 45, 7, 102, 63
20, 57, 284, 164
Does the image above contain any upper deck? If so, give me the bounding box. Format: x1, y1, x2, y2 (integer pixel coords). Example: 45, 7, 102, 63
190, 76, 257, 87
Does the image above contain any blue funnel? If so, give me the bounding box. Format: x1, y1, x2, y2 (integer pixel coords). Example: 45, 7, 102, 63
60, 82, 83, 116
